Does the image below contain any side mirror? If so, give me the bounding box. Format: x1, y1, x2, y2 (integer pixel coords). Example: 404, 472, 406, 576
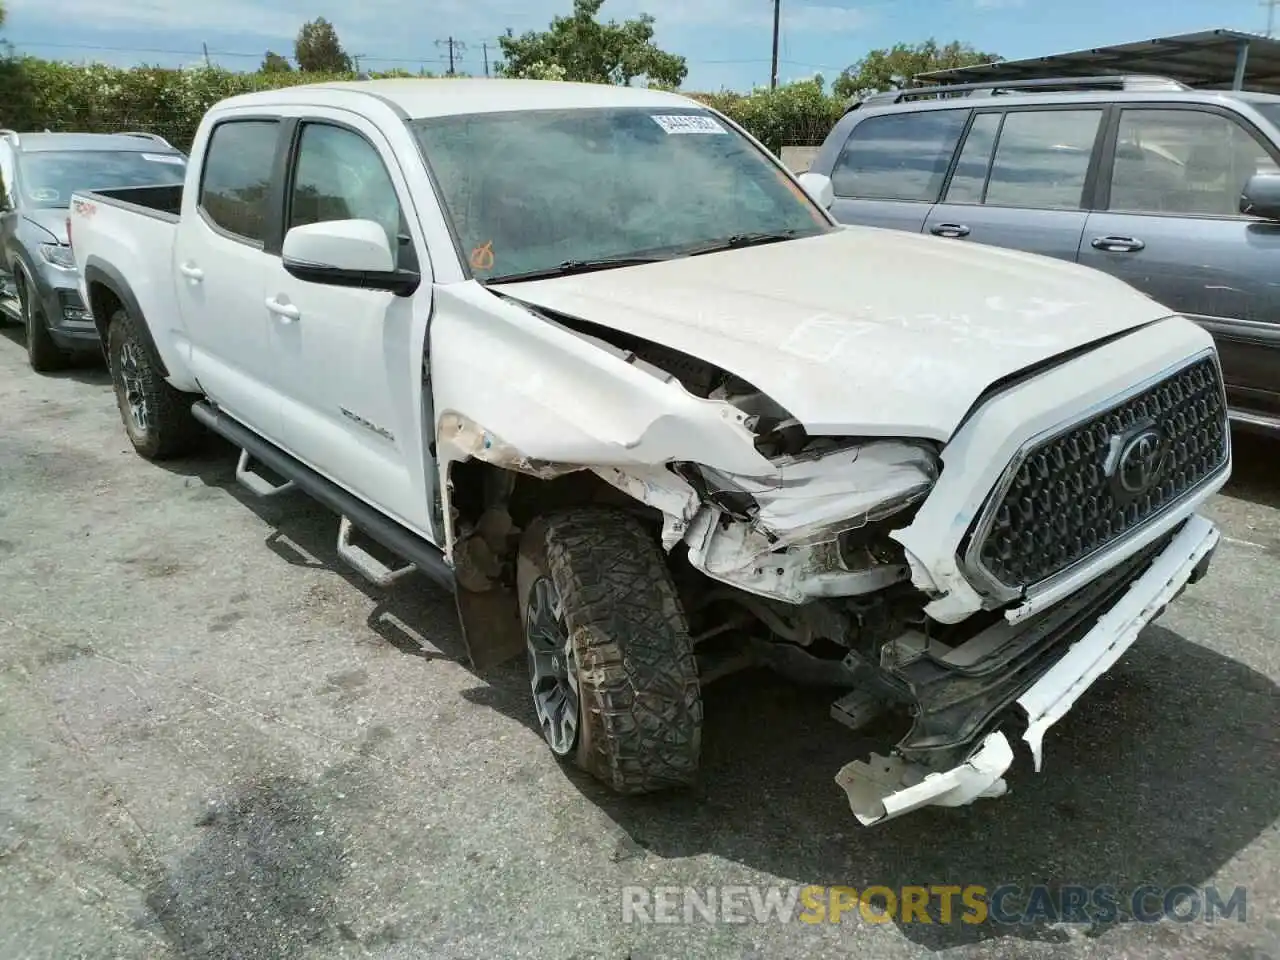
1239, 173, 1280, 221
796, 172, 834, 211
282, 219, 419, 296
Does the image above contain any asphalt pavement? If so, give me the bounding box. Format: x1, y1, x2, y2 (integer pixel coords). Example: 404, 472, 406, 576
1, 328, 1277, 960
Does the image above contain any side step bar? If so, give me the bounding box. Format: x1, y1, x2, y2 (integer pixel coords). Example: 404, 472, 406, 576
191, 401, 454, 595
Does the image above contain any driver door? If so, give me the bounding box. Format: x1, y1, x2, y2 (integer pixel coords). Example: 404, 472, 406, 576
265, 113, 437, 539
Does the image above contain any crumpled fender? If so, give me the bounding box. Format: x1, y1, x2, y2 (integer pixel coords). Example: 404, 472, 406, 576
430, 282, 774, 479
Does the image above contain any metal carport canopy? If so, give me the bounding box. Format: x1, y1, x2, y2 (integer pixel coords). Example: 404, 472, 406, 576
915, 29, 1280, 94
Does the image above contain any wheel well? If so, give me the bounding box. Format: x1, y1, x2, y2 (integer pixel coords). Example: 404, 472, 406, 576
87, 281, 123, 344
446, 457, 667, 670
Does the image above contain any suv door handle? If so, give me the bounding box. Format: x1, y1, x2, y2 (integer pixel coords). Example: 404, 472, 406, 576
930, 223, 970, 238
178, 262, 204, 281
1091, 235, 1145, 253
265, 297, 300, 322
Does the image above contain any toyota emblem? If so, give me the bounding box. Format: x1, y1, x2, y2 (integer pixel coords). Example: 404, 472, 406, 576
1109, 426, 1169, 497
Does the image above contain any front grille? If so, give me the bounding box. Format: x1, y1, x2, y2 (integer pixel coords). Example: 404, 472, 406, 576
969, 356, 1228, 593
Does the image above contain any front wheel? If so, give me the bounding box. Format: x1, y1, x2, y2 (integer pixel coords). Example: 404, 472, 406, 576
516, 508, 703, 794
107, 307, 202, 460
22, 283, 69, 373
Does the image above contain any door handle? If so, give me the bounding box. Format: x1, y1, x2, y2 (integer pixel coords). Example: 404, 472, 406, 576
930, 222, 970, 238
1091, 235, 1145, 253
265, 296, 300, 322
178, 262, 204, 281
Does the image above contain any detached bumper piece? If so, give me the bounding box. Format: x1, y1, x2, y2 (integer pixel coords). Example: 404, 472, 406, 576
837, 513, 1220, 825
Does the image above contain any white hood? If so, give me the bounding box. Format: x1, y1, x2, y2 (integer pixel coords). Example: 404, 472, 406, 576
494, 227, 1172, 441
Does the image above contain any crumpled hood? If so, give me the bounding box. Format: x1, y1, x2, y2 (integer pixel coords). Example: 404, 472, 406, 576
22, 209, 69, 245
494, 228, 1173, 441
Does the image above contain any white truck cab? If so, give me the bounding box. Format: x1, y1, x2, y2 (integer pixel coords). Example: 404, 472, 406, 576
69, 79, 1230, 825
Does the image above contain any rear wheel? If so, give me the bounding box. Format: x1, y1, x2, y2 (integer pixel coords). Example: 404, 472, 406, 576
106, 306, 202, 460
22, 282, 69, 373
517, 508, 703, 794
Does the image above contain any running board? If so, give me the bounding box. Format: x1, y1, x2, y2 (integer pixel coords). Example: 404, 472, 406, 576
190, 401, 455, 596
236, 449, 297, 497
337, 516, 416, 587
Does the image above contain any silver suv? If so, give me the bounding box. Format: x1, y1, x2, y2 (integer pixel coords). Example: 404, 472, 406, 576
0, 130, 187, 371
803, 75, 1280, 436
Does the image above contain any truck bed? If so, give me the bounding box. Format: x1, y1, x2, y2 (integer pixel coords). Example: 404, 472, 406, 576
77, 183, 183, 222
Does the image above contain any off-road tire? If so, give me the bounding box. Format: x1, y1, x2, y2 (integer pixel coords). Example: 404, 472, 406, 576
517, 508, 703, 794
22, 281, 69, 373
107, 306, 202, 460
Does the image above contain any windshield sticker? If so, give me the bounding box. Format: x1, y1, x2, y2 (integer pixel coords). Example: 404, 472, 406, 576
142, 153, 185, 165
30, 188, 59, 202
650, 114, 727, 135
470, 240, 495, 271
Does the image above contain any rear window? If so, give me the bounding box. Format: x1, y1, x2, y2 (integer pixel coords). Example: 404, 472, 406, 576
829, 110, 968, 202
199, 120, 280, 244
16, 149, 186, 209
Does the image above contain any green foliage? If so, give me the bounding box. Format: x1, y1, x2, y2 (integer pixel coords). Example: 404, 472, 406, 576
497, 0, 686, 87
295, 17, 351, 73
0, 59, 355, 150
692, 78, 842, 153
260, 51, 293, 74
832, 39, 1000, 100
0, 57, 846, 158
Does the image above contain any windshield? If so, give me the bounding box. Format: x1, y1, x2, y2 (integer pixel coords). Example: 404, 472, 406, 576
410, 107, 831, 281
16, 150, 187, 208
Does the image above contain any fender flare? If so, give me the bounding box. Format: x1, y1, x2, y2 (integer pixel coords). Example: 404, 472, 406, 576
81, 258, 168, 377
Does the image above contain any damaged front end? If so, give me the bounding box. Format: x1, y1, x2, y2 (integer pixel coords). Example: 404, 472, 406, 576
434, 290, 1228, 827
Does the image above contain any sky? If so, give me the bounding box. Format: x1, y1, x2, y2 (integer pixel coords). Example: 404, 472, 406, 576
2, 0, 1278, 91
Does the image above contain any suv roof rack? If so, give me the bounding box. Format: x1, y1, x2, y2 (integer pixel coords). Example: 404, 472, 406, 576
846, 74, 1191, 111
119, 131, 173, 148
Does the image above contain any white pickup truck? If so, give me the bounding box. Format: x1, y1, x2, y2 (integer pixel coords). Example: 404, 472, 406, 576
69, 79, 1230, 825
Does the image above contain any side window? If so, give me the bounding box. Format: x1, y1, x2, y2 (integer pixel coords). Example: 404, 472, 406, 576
830, 110, 968, 202
945, 112, 1002, 204
288, 123, 406, 261
199, 120, 280, 244
983, 109, 1103, 210
1108, 108, 1280, 217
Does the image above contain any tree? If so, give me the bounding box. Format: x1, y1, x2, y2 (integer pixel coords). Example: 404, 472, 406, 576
294, 17, 352, 73
497, 0, 686, 87
832, 39, 1000, 101
260, 51, 293, 74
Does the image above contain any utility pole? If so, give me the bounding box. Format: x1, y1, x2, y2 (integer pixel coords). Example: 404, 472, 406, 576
483, 42, 490, 78
770, 0, 781, 89
1266, 0, 1280, 38
202, 42, 211, 67
436, 37, 465, 76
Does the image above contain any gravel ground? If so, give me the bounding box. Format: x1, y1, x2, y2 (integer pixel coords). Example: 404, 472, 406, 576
0, 328, 1277, 960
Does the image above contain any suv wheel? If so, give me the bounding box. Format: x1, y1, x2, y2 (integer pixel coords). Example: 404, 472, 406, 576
106, 306, 202, 460
516, 508, 703, 794
22, 282, 69, 373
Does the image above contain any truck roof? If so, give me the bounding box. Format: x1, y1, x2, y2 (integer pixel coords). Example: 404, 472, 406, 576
10, 132, 179, 153
217, 78, 701, 120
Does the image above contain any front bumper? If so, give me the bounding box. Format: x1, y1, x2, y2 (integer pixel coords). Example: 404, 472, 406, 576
42, 279, 98, 350
836, 512, 1220, 825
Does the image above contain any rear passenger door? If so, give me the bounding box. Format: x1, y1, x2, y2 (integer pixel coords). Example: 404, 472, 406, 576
923, 106, 1106, 261
826, 108, 968, 232
174, 116, 285, 441
1077, 104, 1280, 422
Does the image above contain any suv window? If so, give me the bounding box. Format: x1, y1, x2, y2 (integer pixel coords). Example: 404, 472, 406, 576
831, 110, 967, 202
288, 123, 405, 257
199, 120, 279, 243
1108, 108, 1280, 217
945, 112, 1001, 204
982, 109, 1102, 210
